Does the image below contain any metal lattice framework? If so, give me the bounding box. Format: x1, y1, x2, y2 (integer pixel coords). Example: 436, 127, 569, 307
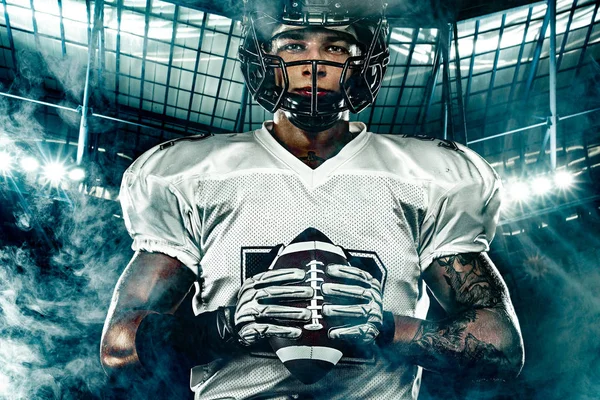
0, 0, 599, 208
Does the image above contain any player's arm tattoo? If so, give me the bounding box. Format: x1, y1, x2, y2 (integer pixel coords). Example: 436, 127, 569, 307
398, 253, 524, 380
435, 253, 502, 308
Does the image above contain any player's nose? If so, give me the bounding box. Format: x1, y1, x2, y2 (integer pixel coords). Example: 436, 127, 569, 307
302, 62, 327, 78
300, 45, 328, 78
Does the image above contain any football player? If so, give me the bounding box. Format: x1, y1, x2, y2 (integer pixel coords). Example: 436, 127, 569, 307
100, 0, 524, 399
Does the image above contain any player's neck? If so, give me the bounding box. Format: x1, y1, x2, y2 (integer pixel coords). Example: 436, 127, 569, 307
271, 111, 354, 169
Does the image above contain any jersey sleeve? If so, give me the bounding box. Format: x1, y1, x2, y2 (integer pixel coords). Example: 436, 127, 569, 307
418, 150, 503, 270
119, 167, 201, 275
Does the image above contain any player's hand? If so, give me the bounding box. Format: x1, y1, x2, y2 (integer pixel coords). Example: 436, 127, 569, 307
235, 268, 313, 346
321, 264, 384, 346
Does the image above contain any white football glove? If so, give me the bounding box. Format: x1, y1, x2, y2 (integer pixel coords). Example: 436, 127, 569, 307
321, 264, 384, 346
235, 268, 313, 346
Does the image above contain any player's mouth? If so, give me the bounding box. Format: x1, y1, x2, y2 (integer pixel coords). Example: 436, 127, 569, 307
295, 87, 332, 97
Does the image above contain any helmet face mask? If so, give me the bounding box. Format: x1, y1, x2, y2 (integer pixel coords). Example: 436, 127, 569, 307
239, 0, 390, 132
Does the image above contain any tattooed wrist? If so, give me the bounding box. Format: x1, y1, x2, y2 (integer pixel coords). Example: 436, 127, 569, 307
408, 311, 513, 378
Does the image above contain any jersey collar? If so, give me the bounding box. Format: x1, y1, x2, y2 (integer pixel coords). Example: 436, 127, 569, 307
254, 121, 370, 189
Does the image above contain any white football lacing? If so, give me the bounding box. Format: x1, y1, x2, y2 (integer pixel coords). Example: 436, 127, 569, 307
304, 260, 325, 331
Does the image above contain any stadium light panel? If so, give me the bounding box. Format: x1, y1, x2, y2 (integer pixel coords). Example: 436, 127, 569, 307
43, 162, 66, 184
68, 168, 85, 181
508, 181, 530, 202
20, 156, 40, 172
554, 171, 574, 189
532, 177, 552, 195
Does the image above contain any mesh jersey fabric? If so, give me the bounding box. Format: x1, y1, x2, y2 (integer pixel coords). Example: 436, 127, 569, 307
119, 121, 502, 400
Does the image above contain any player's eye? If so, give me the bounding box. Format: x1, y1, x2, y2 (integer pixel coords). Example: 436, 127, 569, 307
327, 45, 349, 55
279, 43, 306, 52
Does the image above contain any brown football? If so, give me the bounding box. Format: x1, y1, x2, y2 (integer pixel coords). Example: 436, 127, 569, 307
267, 228, 351, 384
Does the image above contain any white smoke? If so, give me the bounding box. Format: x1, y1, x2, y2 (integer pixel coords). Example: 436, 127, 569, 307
0, 29, 132, 400
0, 190, 130, 399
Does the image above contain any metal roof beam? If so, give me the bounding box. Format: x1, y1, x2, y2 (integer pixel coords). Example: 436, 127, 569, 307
91, 0, 106, 162
1, 0, 17, 76
523, 3, 551, 102
464, 20, 479, 112
537, 0, 570, 169
548, 0, 557, 170
57, 0, 67, 56
209, 22, 236, 128
29, 0, 40, 48
417, 33, 441, 131
441, 23, 455, 141
556, 0, 578, 71
136, 0, 152, 134
508, 7, 533, 104
525, 0, 559, 171
185, 12, 208, 132
115, 0, 123, 99
503, 6, 533, 169
575, 2, 599, 77
481, 14, 506, 143
160, 4, 180, 141
96, 0, 106, 97
452, 22, 468, 144
77, 0, 101, 165
387, 29, 420, 135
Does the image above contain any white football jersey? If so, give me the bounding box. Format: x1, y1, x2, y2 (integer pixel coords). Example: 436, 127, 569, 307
120, 121, 502, 400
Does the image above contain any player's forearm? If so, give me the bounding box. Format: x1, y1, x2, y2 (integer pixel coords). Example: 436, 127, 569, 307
100, 310, 153, 391
388, 307, 524, 379
101, 308, 238, 395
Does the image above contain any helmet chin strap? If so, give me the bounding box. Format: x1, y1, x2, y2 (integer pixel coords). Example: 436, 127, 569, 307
283, 110, 345, 133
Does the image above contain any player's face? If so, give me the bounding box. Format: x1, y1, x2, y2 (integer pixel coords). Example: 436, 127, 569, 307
269, 28, 361, 96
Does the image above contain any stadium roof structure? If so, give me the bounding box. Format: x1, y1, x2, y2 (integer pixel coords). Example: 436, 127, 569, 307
0, 0, 599, 221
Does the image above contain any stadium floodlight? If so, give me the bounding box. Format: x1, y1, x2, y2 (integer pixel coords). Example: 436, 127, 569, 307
20, 156, 40, 172
43, 162, 66, 184
68, 168, 85, 181
554, 170, 574, 189
0, 151, 12, 172
508, 181, 530, 202
532, 176, 552, 195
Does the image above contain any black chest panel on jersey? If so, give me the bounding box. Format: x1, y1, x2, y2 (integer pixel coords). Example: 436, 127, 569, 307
240, 227, 388, 290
